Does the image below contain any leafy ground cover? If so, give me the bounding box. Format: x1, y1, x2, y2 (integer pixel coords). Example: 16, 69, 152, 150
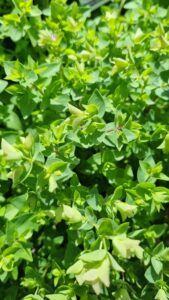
0, 0, 169, 299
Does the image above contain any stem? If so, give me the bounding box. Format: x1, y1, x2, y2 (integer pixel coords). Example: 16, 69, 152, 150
91, 0, 111, 12
99, 240, 103, 249
103, 238, 107, 250
118, 0, 127, 16
80, 0, 113, 12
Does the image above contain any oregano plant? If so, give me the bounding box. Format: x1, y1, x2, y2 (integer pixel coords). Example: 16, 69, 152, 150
0, 0, 169, 299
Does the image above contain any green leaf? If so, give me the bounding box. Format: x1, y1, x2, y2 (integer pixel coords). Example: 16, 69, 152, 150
112, 58, 129, 75
0, 79, 8, 93
158, 133, 169, 154
46, 295, 68, 300
62, 205, 83, 224
155, 289, 168, 300
108, 253, 124, 272
16, 92, 37, 117
97, 218, 114, 236
88, 90, 105, 117
115, 288, 131, 300
80, 249, 107, 263
51, 0, 66, 21
0, 254, 15, 272
10, 193, 28, 210
36, 62, 61, 78
115, 201, 137, 221
1, 0, 169, 298
151, 257, 163, 275
112, 235, 143, 259
123, 128, 136, 142
4, 204, 19, 220
14, 243, 33, 262
67, 260, 84, 274
97, 258, 110, 287
23, 296, 44, 300
4, 111, 22, 131
68, 104, 85, 116
145, 266, 161, 283
153, 242, 165, 256
1, 139, 23, 161
137, 161, 149, 182
157, 248, 169, 261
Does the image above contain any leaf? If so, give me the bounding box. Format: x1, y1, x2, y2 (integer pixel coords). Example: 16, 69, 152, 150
115, 223, 129, 235
155, 289, 168, 300
13, 213, 38, 236
157, 248, 169, 261
123, 128, 136, 142
80, 0, 111, 11
97, 218, 114, 236
98, 258, 110, 287
80, 249, 107, 263
111, 186, 123, 200
4, 61, 37, 84
47, 161, 67, 174
124, 1, 140, 9
50, 94, 70, 110
115, 201, 137, 221
23, 296, 44, 300
4, 111, 22, 131
153, 242, 165, 256
149, 224, 167, 238
46, 295, 68, 300
76, 257, 110, 295
14, 243, 33, 262
2, 0, 169, 298
112, 235, 143, 259
83, 268, 98, 281
91, 281, 102, 295
16, 92, 37, 117
115, 288, 131, 300
158, 133, 169, 154
4, 204, 19, 220
4, 61, 22, 81
1, 139, 23, 161
145, 266, 161, 283
67, 260, 84, 274
10, 193, 28, 209
0, 254, 15, 272
49, 175, 58, 193
36, 62, 61, 78
88, 89, 105, 117
108, 253, 124, 272
112, 58, 129, 75
68, 104, 85, 116
151, 257, 163, 275
51, 0, 66, 21
62, 205, 83, 224
0, 79, 8, 93
137, 161, 149, 182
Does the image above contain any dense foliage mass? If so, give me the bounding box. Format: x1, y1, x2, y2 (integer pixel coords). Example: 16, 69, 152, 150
1, 0, 169, 299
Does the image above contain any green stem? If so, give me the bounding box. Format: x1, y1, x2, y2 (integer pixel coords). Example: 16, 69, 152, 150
103, 238, 107, 250
118, 0, 127, 16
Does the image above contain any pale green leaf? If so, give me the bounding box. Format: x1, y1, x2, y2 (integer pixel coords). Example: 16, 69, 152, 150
1, 139, 23, 161
80, 249, 107, 263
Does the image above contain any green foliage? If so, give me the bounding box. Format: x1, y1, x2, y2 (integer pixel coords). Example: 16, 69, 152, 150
0, 0, 169, 299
